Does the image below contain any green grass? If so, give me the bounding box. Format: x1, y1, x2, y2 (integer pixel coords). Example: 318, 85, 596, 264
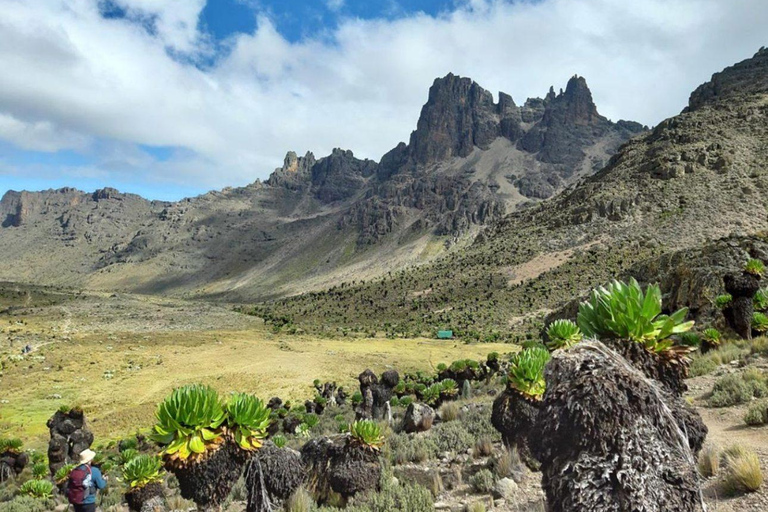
0, 325, 509, 447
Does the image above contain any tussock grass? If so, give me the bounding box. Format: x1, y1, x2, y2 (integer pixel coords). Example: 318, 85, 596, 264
689, 343, 748, 377
697, 444, 721, 477
722, 446, 763, 494
285, 486, 315, 512
473, 436, 494, 458
438, 402, 461, 422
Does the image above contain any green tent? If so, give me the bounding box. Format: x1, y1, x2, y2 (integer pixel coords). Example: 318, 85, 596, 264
437, 330, 454, 339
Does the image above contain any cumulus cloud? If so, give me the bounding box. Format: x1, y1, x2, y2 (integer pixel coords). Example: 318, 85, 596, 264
0, 0, 766, 197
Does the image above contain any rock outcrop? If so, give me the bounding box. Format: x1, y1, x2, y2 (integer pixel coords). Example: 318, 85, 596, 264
401, 402, 435, 433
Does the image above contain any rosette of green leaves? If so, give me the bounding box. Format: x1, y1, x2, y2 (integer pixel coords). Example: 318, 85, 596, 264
271, 435, 287, 448
19, 479, 54, 499
702, 328, 721, 345
349, 420, 385, 451
577, 278, 694, 353
118, 448, 139, 466
421, 384, 442, 405
755, 289, 768, 311
507, 347, 550, 400
745, 258, 765, 277
715, 293, 733, 309
0, 438, 23, 454
226, 393, 271, 451
439, 379, 458, 398
122, 454, 164, 489
54, 464, 75, 485
351, 391, 363, 406
32, 462, 48, 479
752, 312, 768, 333
151, 384, 226, 462
545, 319, 583, 350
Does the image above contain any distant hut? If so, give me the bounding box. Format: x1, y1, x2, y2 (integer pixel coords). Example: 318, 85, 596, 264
437, 330, 454, 340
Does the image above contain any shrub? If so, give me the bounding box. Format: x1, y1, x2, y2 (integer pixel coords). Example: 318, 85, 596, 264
745, 258, 765, 277
751, 337, 768, 356
744, 402, 768, 426
0, 496, 53, 512
545, 319, 582, 350
438, 402, 460, 422
432, 421, 475, 454
577, 278, 694, 353
753, 312, 768, 334
690, 343, 746, 377
151, 384, 226, 462
122, 454, 164, 489
388, 433, 439, 465
507, 347, 550, 399
469, 469, 495, 493
343, 472, 434, 512
708, 372, 768, 407
226, 392, 271, 451
698, 445, 720, 477
715, 293, 733, 309
349, 420, 385, 451
18, 480, 54, 499
722, 447, 763, 494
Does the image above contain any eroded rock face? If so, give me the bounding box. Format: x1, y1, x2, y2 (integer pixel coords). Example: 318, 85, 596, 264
687, 47, 768, 111
532, 342, 704, 512
47, 408, 94, 476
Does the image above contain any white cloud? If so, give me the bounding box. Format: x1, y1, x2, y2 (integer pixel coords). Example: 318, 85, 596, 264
0, 0, 766, 195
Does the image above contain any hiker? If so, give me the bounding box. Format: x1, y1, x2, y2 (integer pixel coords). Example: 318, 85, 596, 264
66, 449, 107, 512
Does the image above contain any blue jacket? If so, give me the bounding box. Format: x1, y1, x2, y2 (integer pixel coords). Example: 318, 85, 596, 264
76, 464, 107, 504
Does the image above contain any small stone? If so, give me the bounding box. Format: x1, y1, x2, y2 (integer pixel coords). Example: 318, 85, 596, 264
493, 477, 519, 500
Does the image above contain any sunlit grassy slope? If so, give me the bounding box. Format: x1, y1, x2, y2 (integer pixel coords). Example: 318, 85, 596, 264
0, 324, 510, 448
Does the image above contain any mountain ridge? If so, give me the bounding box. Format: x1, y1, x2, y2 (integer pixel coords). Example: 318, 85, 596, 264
0, 73, 643, 299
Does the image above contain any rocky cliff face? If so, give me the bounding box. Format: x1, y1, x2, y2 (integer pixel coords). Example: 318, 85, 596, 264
0, 69, 644, 299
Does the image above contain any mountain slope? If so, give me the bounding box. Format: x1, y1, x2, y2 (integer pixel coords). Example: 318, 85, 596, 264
261, 47, 768, 339
0, 75, 641, 299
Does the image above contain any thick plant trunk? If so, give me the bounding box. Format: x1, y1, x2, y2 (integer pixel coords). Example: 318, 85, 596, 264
533, 341, 705, 512
168, 442, 246, 509
491, 389, 540, 469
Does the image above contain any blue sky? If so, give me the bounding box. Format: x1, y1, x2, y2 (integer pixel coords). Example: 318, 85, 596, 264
1, 0, 766, 201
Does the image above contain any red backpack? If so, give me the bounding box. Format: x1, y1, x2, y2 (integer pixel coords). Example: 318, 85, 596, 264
66, 465, 92, 505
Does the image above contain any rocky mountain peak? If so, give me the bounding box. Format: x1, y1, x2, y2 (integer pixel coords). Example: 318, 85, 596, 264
407, 73, 502, 165
687, 47, 768, 111
266, 150, 316, 189
560, 75, 601, 126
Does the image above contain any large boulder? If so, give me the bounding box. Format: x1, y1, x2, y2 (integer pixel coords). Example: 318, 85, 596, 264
401, 403, 434, 433
532, 342, 705, 512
